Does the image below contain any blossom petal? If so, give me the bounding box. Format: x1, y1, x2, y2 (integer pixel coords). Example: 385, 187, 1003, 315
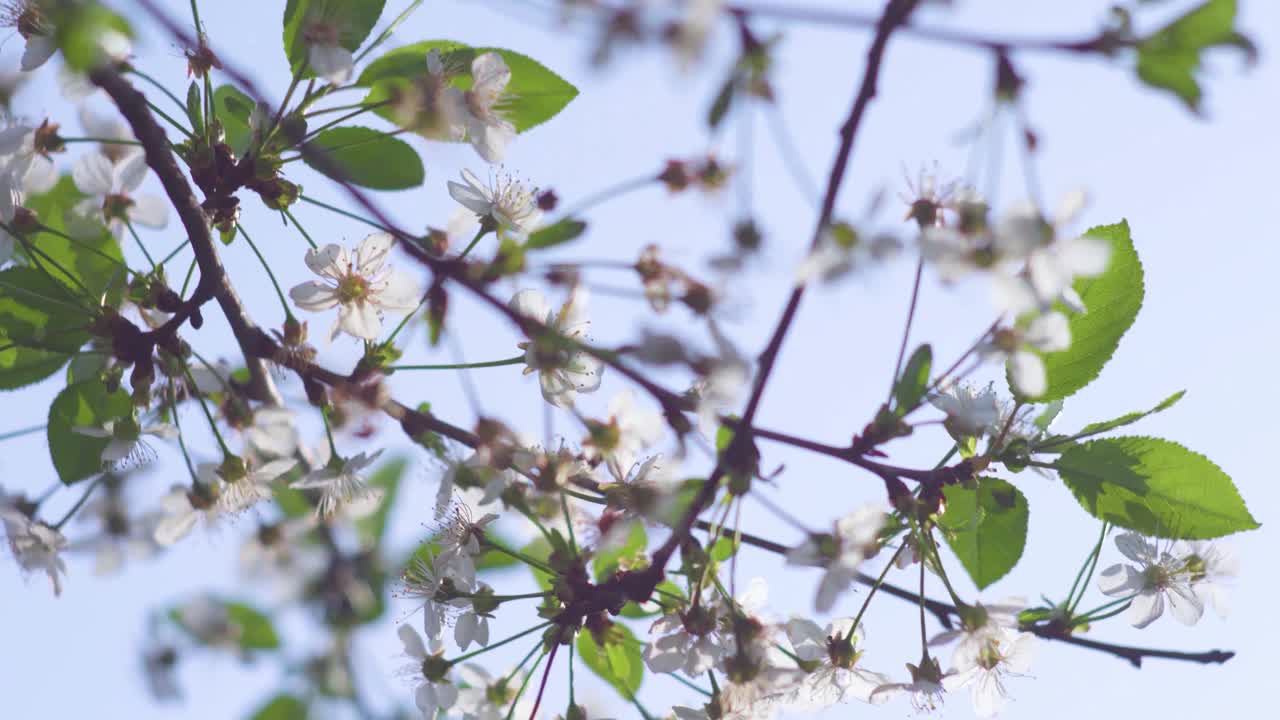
289, 281, 340, 311
20, 36, 57, 72
73, 153, 115, 196
1097, 563, 1142, 597
309, 44, 354, 84
509, 289, 550, 323
1008, 351, 1046, 397
304, 244, 348, 281
1128, 589, 1165, 629
338, 300, 382, 340
116, 152, 149, 193
128, 195, 169, 228
398, 623, 427, 659
356, 231, 394, 275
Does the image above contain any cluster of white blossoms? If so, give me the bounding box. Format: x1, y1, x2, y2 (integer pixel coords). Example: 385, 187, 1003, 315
914, 184, 1110, 396
1097, 532, 1237, 628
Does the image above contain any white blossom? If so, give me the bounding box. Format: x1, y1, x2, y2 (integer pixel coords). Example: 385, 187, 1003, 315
942, 631, 1036, 718
584, 390, 664, 481
72, 151, 169, 233
66, 494, 160, 576
785, 618, 893, 708
448, 168, 542, 236
690, 321, 750, 435
510, 287, 604, 407
929, 598, 1026, 669
930, 383, 1001, 437
991, 191, 1110, 314
290, 450, 383, 518
455, 662, 533, 720
872, 656, 951, 712
981, 313, 1071, 397
461, 52, 516, 163
3, 1, 57, 71
1183, 540, 1237, 618
302, 14, 353, 84
398, 624, 459, 718
72, 417, 177, 469
786, 505, 885, 612
203, 458, 298, 514
289, 232, 421, 342
1097, 532, 1203, 628
1, 504, 68, 595
643, 598, 725, 677
153, 483, 223, 546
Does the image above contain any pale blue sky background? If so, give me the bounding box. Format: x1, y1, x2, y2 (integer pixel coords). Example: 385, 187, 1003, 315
2, 1, 1277, 718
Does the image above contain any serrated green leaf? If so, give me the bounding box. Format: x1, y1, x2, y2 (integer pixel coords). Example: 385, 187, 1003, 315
592, 521, 647, 581
186, 82, 204, 137
355, 457, 406, 546
284, 0, 386, 79
1135, 0, 1254, 112
358, 41, 578, 134
938, 477, 1029, 589
214, 85, 256, 156
0, 267, 92, 389
46, 380, 131, 483
250, 694, 308, 720
527, 219, 586, 250
1059, 389, 1177, 440
301, 126, 424, 190
1055, 436, 1258, 539
1019, 221, 1143, 402
577, 623, 643, 700
893, 344, 932, 415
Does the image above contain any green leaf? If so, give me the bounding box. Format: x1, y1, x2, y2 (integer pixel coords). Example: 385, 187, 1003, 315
0, 267, 92, 389
710, 535, 740, 562
186, 82, 204, 137
355, 456, 406, 546
1079, 390, 1185, 437
893, 344, 932, 415
273, 484, 311, 518
527, 219, 586, 250
214, 85, 256, 156
1135, 0, 1255, 112
23, 175, 126, 304
52, 4, 133, 72
592, 521, 647, 581
250, 694, 308, 720
1019, 221, 1143, 402
1055, 436, 1259, 539
284, 0, 386, 78
301, 127, 424, 190
358, 41, 578, 134
577, 623, 643, 700
938, 477, 1029, 589
46, 380, 132, 484
225, 602, 280, 649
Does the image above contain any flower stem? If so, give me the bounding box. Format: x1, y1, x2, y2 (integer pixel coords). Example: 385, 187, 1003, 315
387, 356, 526, 371
0, 423, 46, 442
125, 220, 158, 270
59, 137, 144, 147
158, 238, 191, 267
129, 69, 188, 114
168, 387, 200, 483
236, 223, 294, 319
559, 174, 656, 218
450, 621, 552, 665
481, 535, 555, 575
299, 194, 397, 235
848, 543, 907, 642
52, 475, 104, 530
282, 207, 318, 249
1067, 522, 1110, 614
1076, 599, 1133, 625
182, 365, 233, 457
503, 648, 547, 720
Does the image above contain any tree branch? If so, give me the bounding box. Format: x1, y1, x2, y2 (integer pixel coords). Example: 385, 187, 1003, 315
89, 68, 282, 406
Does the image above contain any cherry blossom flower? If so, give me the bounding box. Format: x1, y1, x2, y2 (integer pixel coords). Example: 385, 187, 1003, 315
929, 598, 1026, 667
785, 618, 893, 708
402, 549, 475, 649
509, 287, 604, 407
786, 505, 886, 612
203, 457, 298, 514
690, 321, 750, 435
872, 655, 951, 711
930, 383, 1001, 438
72, 151, 169, 234
796, 222, 900, 285
1, 505, 68, 595
1183, 540, 1238, 617
289, 232, 421, 342
448, 168, 542, 236
72, 416, 177, 469
942, 631, 1036, 718
1097, 532, 1203, 628
301, 13, 353, 84
244, 407, 300, 460
991, 191, 1110, 314
583, 390, 664, 481
290, 449, 382, 518
643, 596, 725, 677
238, 516, 326, 600
453, 582, 493, 652
153, 483, 223, 546
3, 1, 56, 72
461, 52, 516, 162
669, 0, 723, 69
454, 662, 533, 720
176, 595, 240, 650
398, 624, 459, 718
981, 312, 1070, 397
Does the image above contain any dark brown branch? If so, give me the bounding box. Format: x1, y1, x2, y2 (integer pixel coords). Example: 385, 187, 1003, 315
695, 521, 1235, 666
89, 68, 281, 406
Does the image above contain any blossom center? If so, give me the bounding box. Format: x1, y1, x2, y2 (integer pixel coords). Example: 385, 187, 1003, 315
103, 193, 135, 223
335, 273, 370, 304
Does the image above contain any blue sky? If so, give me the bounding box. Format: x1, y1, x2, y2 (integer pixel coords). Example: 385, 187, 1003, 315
2, 1, 1276, 718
